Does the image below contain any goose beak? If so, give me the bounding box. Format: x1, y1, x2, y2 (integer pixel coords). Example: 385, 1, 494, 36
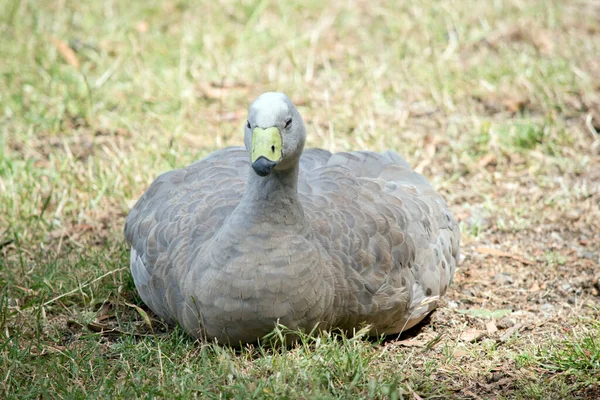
252, 156, 278, 176
251, 127, 282, 177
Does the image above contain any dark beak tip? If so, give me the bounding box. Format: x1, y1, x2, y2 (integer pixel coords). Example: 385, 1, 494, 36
252, 156, 277, 176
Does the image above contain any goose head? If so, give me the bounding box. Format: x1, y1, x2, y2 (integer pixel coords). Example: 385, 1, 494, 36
244, 92, 306, 177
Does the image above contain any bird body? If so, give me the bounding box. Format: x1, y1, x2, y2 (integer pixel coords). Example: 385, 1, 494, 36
125, 93, 460, 344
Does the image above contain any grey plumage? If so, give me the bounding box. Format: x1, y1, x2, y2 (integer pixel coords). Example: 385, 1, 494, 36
125, 92, 460, 344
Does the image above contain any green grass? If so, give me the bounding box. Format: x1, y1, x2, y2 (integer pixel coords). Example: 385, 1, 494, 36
516, 316, 600, 398
1, 0, 600, 398
3, 324, 416, 398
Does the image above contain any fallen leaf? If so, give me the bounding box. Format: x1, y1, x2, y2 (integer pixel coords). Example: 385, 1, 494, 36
497, 317, 518, 330
87, 321, 117, 334
52, 37, 80, 69
502, 97, 529, 113
478, 153, 497, 168
393, 338, 428, 347
453, 348, 469, 358
73, 224, 93, 232
460, 329, 486, 343
125, 302, 153, 330
486, 320, 498, 334
499, 323, 522, 342
474, 247, 534, 265
457, 308, 512, 319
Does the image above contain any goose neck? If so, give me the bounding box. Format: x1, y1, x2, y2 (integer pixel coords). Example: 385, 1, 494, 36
238, 164, 305, 226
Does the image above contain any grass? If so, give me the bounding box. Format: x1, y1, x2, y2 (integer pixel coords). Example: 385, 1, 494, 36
1, 0, 600, 398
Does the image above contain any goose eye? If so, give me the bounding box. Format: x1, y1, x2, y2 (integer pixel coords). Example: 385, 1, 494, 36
246, 120, 251, 129
284, 118, 292, 129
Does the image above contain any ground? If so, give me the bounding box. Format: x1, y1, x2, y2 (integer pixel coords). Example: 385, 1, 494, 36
1, 0, 599, 398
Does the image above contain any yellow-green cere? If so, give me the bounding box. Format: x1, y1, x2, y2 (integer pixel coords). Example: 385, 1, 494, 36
251, 127, 282, 163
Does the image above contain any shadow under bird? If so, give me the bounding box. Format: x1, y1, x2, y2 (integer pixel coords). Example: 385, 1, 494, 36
124, 92, 460, 344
